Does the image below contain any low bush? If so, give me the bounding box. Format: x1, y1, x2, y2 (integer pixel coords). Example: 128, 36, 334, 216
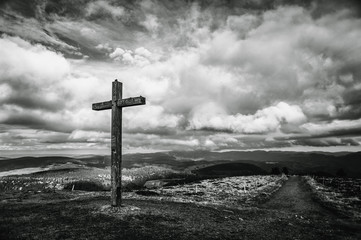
63, 180, 110, 191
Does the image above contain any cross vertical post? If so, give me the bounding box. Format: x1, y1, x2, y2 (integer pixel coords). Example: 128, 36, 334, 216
111, 80, 122, 206
92, 80, 146, 207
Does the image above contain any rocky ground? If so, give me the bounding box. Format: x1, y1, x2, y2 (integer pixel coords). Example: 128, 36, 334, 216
0, 176, 360, 239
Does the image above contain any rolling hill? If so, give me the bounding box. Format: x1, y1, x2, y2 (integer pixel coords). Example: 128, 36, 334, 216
0, 150, 360, 178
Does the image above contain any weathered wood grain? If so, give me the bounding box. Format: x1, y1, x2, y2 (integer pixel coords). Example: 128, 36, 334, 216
111, 80, 122, 206
117, 96, 146, 108
92, 79, 146, 207
92, 100, 112, 111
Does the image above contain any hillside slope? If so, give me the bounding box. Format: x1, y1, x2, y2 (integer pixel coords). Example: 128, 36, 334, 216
0, 176, 360, 239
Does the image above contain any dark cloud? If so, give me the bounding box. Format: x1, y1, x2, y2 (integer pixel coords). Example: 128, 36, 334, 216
309, 0, 361, 18
319, 128, 361, 138
295, 137, 360, 147
275, 122, 361, 147
1, 94, 66, 112
124, 127, 178, 136
1, 114, 72, 133
1, 0, 361, 152
2, 0, 361, 60
0, 73, 68, 112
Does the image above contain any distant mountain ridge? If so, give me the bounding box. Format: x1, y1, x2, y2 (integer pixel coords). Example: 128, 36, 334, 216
0, 151, 360, 177
193, 163, 267, 177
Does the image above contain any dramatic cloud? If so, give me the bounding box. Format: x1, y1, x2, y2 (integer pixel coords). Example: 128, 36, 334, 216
189, 102, 307, 134
85, 0, 126, 20
0, 35, 110, 134
1, 0, 361, 153
0, 36, 70, 123
109, 47, 154, 66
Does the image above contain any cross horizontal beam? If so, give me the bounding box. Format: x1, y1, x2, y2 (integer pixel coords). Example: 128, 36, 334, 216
92, 100, 112, 111
118, 96, 146, 108
92, 96, 146, 111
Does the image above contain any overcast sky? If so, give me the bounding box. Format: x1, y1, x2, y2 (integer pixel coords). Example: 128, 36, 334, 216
1, 0, 361, 155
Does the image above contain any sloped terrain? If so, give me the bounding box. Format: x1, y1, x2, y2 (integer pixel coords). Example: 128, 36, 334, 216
1, 151, 361, 178
1, 176, 361, 239
304, 176, 361, 220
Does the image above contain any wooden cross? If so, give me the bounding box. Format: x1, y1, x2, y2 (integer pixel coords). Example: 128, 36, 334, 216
92, 80, 146, 206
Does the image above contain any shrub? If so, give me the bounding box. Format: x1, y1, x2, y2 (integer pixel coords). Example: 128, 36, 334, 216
271, 167, 281, 175
336, 168, 347, 178
63, 180, 109, 191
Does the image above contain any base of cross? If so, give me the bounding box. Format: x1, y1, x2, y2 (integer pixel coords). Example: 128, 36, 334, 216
111, 186, 122, 207
100, 205, 140, 215
92, 80, 146, 207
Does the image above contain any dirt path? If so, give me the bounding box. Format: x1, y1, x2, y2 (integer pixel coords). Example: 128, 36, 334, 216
1, 176, 361, 239
255, 176, 361, 239
262, 176, 327, 212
